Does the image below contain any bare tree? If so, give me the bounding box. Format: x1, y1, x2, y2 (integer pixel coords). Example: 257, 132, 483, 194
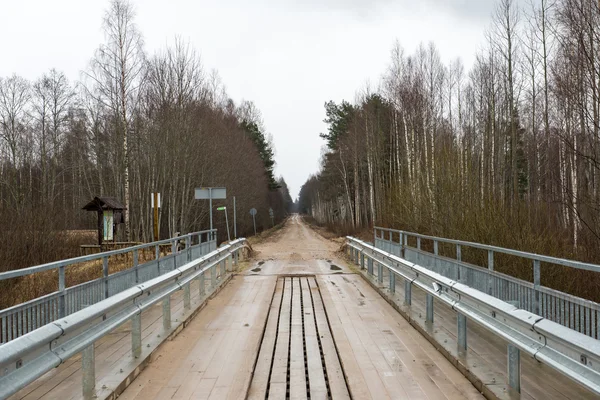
85, 0, 145, 241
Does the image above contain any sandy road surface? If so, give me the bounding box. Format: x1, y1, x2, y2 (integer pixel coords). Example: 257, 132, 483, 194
250, 214, 342, 261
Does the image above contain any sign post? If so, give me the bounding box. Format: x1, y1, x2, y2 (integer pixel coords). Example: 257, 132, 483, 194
151, 192, 161, 241
216, 206, 231, 241
249, 208, 257, 235
195, 187, 226, 239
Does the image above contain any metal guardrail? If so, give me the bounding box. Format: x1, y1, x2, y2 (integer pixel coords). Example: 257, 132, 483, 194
374, 227, 600, 340
0, 230, 217, 344
0, 238, 247, 400
346, 237, 600, 395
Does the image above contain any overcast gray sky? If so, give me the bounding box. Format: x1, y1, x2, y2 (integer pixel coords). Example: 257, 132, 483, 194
0, 0, 497, 199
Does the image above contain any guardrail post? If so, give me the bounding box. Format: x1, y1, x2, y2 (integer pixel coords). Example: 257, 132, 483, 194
82, 344, 95, 399
507, 344, 521, 393
172, 240, 178, 268
58, 265, 66, 318
377, 261, 383, 284
133, 249, 139, 284
211, 265, 216, 287
163, 295, 171, 331
228, 254, 233, 272
389, 269, 395, 293
399, 232, 404, 257
434, 240, 438, 255
368, 257, 373, 275
132, 313, 141, 358
355, 248, 359, 265
155, 244, 160, 275
389, 231, 393, 254
405, 281, 412, 305
456, 244, 462, 281
417, 237, 421, 250
200, 272, 205, 296
533, 260, 541, 315
184, 283, 191, 311
103, 256, 109, 299
426, 294, 434, 324
360, 253, 365, 269
457, 313, 467, 352
186, 234, 192, 262
488, 250, 494, 295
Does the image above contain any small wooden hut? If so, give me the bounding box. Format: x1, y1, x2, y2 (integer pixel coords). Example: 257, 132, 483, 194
82, 196, 126, 246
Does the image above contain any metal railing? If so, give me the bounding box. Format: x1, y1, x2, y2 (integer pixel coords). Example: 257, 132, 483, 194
346, 237, 600, 395
374, 227, 600, 340
0, 230, 217, 344
0, 238, 246, 400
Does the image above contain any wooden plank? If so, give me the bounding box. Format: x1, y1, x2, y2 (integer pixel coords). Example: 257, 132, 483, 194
289, 278, 307, 399
301, 277, 328, 399
310, 277, 351, 399
191, 378, 217, 398
245, 278, 284, 399
316, 275, 384, 400
268, 277, 291, 396
114, 276, 275, 400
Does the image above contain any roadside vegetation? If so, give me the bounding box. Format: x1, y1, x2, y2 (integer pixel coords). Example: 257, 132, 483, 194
298, 0, 600, 301
0, 0, 294, 280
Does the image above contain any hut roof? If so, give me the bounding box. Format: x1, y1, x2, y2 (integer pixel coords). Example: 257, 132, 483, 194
82, 196, 126, 211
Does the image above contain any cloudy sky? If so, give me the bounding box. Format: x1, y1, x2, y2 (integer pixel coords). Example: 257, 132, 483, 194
0, 0, 498, 199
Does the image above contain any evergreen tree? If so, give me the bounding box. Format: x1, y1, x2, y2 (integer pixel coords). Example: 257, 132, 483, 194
241, 120, 279, 190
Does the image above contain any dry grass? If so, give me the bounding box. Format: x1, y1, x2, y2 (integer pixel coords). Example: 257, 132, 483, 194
0, 248, 165, 309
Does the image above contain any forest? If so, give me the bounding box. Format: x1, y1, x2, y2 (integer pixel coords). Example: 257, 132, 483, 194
298, 0, 600, 296
0, 0, 293, 272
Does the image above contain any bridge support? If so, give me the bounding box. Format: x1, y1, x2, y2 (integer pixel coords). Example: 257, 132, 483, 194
404, 280, 411, 305
426, 294, 434, 324
132, 313, 142, 358
163, 296, 171, 331
508, 344, 521, 393
82, 344, 95, 400
457, 313, 467, 352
